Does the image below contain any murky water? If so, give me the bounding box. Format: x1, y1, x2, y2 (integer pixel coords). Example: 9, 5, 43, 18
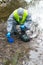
28, 0, 43, 29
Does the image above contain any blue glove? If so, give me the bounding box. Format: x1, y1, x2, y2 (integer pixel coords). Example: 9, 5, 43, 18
20, 25, 25, 31
6, 32, 14, 43
7, 37, 14, 43
6, 32, 11, 38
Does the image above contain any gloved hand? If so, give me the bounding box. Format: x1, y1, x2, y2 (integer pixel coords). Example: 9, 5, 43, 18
6, 32, 11, 38
6, 32, 14, 43
20, 25, 26, 31
7, 37, 14, 43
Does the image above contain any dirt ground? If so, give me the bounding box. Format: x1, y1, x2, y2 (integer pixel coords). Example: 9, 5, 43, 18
0, 22, 43, 65
0, 0, 43, 65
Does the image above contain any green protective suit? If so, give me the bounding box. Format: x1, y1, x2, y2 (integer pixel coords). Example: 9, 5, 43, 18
13, 9, 28, 24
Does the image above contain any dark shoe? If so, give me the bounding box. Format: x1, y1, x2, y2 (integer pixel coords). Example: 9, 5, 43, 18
14, 32, 18, 35
20, 34, 31, 42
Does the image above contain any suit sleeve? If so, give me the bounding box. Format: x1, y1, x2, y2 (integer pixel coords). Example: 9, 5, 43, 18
7, 12, 17, 33
24, 14, 32, 29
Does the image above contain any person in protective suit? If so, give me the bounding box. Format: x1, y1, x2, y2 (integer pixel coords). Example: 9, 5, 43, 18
6, 7, 32, 43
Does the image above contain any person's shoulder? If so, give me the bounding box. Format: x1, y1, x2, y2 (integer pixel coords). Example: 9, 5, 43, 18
27, 13, 31, 18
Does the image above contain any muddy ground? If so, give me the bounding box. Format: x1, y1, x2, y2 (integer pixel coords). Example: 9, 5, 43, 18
0, 22, 43, 65
0, 0, 43, 65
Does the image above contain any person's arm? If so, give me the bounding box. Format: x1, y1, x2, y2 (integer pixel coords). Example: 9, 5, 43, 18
24, 14, 32, 29
6, 12, 16, 43
7, 12, 14, 33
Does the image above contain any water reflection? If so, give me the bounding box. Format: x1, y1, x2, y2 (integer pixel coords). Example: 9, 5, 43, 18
25, 0, 32, 3
28, 0, 43, 29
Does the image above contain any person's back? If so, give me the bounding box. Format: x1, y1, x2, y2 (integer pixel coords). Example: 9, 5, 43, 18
6, 7, 32, 43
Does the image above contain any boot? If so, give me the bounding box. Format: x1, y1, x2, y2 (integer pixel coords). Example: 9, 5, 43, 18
20, 34, 31, 42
